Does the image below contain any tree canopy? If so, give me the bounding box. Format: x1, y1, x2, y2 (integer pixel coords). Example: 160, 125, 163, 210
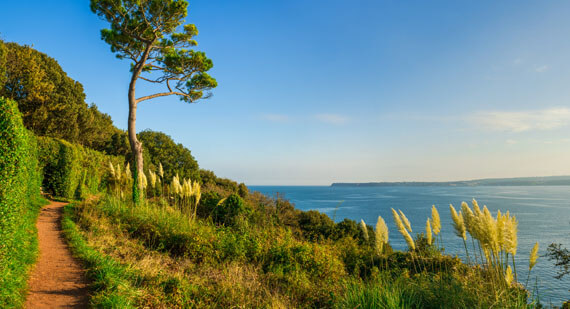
138, 130, 200, 182
90, 0, 217, 104
0, 41, 121, 151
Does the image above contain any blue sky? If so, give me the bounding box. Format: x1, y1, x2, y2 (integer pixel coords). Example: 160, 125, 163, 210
2, 1, 570, 185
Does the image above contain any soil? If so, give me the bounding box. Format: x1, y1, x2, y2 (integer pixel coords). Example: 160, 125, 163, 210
25, 200, 89, 308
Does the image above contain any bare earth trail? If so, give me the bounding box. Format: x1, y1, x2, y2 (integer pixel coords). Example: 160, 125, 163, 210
25, 200, 89, 309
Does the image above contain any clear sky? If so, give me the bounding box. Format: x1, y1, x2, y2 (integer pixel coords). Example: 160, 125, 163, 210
2, 1, 570, 185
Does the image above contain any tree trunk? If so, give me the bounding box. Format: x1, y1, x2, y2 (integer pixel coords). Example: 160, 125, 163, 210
128, 75, 143, 204
127, 42, 154, 204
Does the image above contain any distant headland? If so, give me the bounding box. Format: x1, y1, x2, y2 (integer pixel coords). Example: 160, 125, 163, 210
331, 175, 570, 187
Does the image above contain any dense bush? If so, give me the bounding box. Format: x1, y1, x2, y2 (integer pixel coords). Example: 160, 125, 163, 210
212, 194, 250, 227
37, 136, 122, 199
0, 97, 44, 307
298, 210, 335, 241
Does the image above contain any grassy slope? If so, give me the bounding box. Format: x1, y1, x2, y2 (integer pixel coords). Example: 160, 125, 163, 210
62, 194, 534, 309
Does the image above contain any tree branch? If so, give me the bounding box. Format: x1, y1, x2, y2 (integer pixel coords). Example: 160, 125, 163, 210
138, 76, 162, 83
136, 91, 193, 104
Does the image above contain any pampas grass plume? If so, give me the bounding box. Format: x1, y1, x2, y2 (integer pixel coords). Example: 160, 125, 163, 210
392, 208, 415, 250
375, 216, 389, 255
193, 181, 201, 205
125, 163, 131, 179
360, 219, 369, 241
529, 242, 539, 271
158, 162, 164, 179
139, 172, 148, 190
426, 218, 432, 245
431, 205, 441, 235
449, 204, 466, 240
504, 214, 518, 256
149, 170, 156, 188
399, 210, 413, 233
505, 265, 513, 286
461, 201, 474, 235
109, 161, 115, 178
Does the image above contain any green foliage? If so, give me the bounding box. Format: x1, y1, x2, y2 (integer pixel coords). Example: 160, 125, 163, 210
200, 169, 243, 194
90, 0, 217, 104
212, 193, 250, 227
37, 136, 123, 199
298, 210, 335, 241
0, 97, 45, 307
138, 130, 200, 182
0, 43, 6, 88
104, 130, 131, 157
238, 182, 248, 198
0, 41, 121, 151
196, 191, 221, 218
68, 188, 539, 308
334, 218, 361, 240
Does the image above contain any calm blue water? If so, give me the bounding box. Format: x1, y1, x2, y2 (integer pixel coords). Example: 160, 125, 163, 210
250, 185, 570, 305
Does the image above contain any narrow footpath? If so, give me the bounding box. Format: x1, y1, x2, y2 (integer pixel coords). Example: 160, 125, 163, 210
25, 200, 89, 308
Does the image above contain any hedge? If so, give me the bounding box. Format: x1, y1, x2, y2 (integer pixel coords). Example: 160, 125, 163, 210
37, 136, 123, 199
0, 97, 44, 307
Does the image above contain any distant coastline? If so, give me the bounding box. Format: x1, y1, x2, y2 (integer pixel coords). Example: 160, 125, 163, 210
331, 175, 570, 187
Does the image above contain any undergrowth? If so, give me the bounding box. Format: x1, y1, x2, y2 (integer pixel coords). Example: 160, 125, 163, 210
64, 194, 538, 308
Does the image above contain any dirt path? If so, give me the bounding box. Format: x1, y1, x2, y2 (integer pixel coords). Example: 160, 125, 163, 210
25, 201, 89, 309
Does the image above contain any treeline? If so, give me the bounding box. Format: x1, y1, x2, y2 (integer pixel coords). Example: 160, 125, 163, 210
0, 40, 242, 192
0, 41, 119, 150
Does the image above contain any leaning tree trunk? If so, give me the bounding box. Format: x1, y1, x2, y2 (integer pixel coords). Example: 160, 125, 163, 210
127, 43, 155, 205
128, 76, 143, 205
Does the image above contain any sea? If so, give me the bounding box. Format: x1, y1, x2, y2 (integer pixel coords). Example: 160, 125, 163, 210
249, 185, 570, 305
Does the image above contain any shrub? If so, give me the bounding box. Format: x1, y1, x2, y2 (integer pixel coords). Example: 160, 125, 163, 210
37, 136, 122, 199
0, 97, 44, 307
213, 193, 250, 227
196, 191, 222, 218
298, 210, 335, 241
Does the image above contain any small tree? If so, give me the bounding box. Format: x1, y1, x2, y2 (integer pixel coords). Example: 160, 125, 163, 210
91, 0, 217, 203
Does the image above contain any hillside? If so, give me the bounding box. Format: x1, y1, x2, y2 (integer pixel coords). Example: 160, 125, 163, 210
332, 175, 570, 187
0, 41, 551, 308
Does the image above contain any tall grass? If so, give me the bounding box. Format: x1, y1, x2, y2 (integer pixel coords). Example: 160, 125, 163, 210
107, 162, 202, 220
69, 161, 543, 308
